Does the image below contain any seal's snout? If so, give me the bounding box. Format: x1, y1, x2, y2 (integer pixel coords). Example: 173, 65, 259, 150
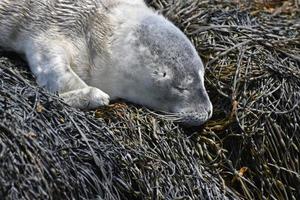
177, 106, 213, 126
175, 97, 213, 126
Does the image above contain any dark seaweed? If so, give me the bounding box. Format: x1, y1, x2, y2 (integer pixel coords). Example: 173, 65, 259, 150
0, 0, 299, 200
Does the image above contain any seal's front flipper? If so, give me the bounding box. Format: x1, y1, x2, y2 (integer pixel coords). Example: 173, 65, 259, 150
60, 87, 110, 109
25, 39, 110, 109
25, 39, 87, 92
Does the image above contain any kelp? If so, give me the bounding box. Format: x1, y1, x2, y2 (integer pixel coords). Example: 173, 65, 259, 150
147, 0, 300, 199
0, 0, 299, 199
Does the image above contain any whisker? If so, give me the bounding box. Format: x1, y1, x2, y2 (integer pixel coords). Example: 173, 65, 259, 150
147, 111, 184, 121
144, 108, 210, 125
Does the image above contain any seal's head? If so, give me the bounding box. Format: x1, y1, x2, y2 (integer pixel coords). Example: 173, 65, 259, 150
98, 11, 213, 126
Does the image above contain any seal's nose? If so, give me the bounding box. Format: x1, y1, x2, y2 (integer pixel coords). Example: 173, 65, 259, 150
206, 101, 213, 119
207, 109, 212, 118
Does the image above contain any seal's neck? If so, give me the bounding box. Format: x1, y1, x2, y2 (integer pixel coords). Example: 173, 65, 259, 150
88, 1, 156, 98
88, 1, 153, 64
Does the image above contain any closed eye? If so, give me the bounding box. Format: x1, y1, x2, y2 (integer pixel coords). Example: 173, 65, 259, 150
174, 86, 188, 92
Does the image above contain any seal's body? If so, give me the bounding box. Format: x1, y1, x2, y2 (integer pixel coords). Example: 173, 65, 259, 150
0, 0, 213, 126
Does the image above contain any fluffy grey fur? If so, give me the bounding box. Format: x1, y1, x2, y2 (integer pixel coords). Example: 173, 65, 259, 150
0, 0, 212, 126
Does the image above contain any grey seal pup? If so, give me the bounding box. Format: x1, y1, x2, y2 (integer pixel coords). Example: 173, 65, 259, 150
0, 0, 213, 126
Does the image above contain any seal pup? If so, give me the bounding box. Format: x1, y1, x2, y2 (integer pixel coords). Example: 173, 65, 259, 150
0, 0, 213, 126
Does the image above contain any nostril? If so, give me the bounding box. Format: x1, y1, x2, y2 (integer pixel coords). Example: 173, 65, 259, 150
207, 110, 211, 116
207, 108, 213, 118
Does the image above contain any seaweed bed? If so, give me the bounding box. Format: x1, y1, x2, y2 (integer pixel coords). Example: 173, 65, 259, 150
0, 0, 299, 199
